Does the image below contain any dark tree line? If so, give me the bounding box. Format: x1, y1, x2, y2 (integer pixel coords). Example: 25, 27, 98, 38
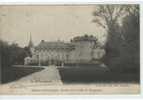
93, 5, 139, 73
0, 40, 31, 67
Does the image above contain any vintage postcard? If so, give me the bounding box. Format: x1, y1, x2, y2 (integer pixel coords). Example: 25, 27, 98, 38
0, 4, 140, 95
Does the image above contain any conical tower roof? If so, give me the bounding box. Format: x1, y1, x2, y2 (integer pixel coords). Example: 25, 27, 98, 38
28, 33, 33, 48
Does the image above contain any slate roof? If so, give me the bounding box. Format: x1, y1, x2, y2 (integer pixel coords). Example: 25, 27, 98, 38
35, 40, 75, 51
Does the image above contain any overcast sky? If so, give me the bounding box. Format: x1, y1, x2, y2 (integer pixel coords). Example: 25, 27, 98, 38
0, 5, 106, 47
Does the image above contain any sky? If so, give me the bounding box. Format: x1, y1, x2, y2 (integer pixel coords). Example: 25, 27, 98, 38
0, 5, 107, 47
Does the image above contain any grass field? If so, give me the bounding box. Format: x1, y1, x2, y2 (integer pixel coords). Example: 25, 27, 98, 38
2, 66, 44, 84
58, 67, 140, 84
1, 65, 140, 84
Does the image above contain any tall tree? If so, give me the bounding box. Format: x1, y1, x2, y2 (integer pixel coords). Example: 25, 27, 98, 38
93, 5, 129, 68
93, 4, 139, 71
119, 5, 139, 72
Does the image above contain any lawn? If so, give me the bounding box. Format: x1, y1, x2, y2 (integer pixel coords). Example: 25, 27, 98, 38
1, 65, 140, 84
2, 66, 44, 84
58, 67, 140, 84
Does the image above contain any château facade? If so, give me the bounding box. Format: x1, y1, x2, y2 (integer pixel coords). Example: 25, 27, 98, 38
24, 35, 105, 66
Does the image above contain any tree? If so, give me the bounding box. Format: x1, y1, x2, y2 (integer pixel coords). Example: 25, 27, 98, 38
0, 40, 31, 66
93, 5, 139, 70
0, 40, 11, 67
24, 46, 32, 57
119, 5, 139, 73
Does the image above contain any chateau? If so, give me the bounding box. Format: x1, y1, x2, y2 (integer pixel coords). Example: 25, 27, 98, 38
24, 35, 105, 66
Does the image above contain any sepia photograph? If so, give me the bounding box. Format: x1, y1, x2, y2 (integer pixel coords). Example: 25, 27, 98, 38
0, 4, 140, 94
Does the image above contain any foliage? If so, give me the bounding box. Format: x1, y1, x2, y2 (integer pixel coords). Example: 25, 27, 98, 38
119, 5, 139, 72
93, 5, 140, 73
0, 40, 31, 67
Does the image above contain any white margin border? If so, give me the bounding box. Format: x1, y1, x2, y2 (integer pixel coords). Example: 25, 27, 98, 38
0, 0, 142, 100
